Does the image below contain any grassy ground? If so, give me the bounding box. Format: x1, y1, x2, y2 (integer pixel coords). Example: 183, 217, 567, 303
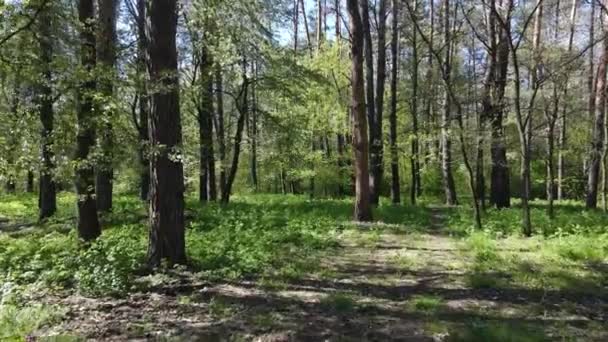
0, 193, 606, 341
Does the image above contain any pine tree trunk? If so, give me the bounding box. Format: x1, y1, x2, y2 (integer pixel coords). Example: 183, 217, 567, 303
198, 47, 215, 203
147, 0, 186, 266
75, 0, 100, 241
347, 0, 372, 221
96, 0, 117, 213
250, 63, 259, 191
37, 5, 56, 219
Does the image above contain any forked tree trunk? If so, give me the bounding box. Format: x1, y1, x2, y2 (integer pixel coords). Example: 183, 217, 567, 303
75, 0, 101, 241
96, 0, 117, 213
147, 0, 186, 266
347, 0, 372, 221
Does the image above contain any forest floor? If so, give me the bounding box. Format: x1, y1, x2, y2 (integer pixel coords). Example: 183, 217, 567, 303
1, 194, 607, 341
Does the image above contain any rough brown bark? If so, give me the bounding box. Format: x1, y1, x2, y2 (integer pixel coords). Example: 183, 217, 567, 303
147, 0, 186, 266
75, 0, 100, 241
95, 0, 117, 212
389, 0, 400, 204
347, 0, 373, 221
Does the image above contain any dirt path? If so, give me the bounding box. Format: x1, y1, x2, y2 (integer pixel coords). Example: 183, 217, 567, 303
36, 208, 607, 341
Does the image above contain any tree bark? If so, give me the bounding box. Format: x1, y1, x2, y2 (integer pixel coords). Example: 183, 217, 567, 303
360, 0, 380, 205
410, 0, 420, 205
587, 0, 608, 209
250, 62, 259, 191
389, 0, 400, 204
95, 0, 117, 212
198, 45, 216, 202
37, 3, 56, 219
347, 0, 373, 221
441, 0, 457, 205
221, 61, 249, 204
136, 0, 150, 201
215, 66, 227, 197
147, 0, 186, 266
557, 0, 577, 200
75, 0, 100, 241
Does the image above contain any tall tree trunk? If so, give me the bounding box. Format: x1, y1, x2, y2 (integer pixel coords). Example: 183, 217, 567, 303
557, 0, 577, 200
372, 0, 387, 205
250, 63, 259, 191
222, 61, 249, 204
294, 0, 299, 52
75, 0, 101, 241
486, 0, 511, 209
360, 0, 378, 204
316, 0, 323, 51
37, 4, 56, 219
147, 0, 186, 266
198, 47, 214, 203
587, 0, 608, 209
96, 0, 117, 212
215, 67, 227, 197
441, 0, 457, 205
410, 0, 420, 205
347, 0, 373, 221
136, 0, 150, 201
389, 0, 400, 204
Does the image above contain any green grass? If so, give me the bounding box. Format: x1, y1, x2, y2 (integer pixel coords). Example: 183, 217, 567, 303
319, 292, 357, 313
408, 295, 444, 313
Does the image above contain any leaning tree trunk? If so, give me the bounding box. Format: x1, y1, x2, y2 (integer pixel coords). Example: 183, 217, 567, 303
389, 0, 400, 204
75, 0, 100, 241
221, 61, 249, 204
37, 4, 56, 219
147, 0, 186, 266
347, 0, 373, 221
96, 0, 117, 212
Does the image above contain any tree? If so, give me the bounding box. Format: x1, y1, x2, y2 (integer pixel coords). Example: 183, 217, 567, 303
75, 0, 101, 241
37, 0, 56, 219
441, 0, 457, 205
347, 0, 372, 221
96, 0, 117, 212
389, 0, 400, 204
587, 0, 608, 209
147, 0, 186, 266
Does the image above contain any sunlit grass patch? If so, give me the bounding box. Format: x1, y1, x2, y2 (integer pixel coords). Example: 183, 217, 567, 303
408, 294, 444, 314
